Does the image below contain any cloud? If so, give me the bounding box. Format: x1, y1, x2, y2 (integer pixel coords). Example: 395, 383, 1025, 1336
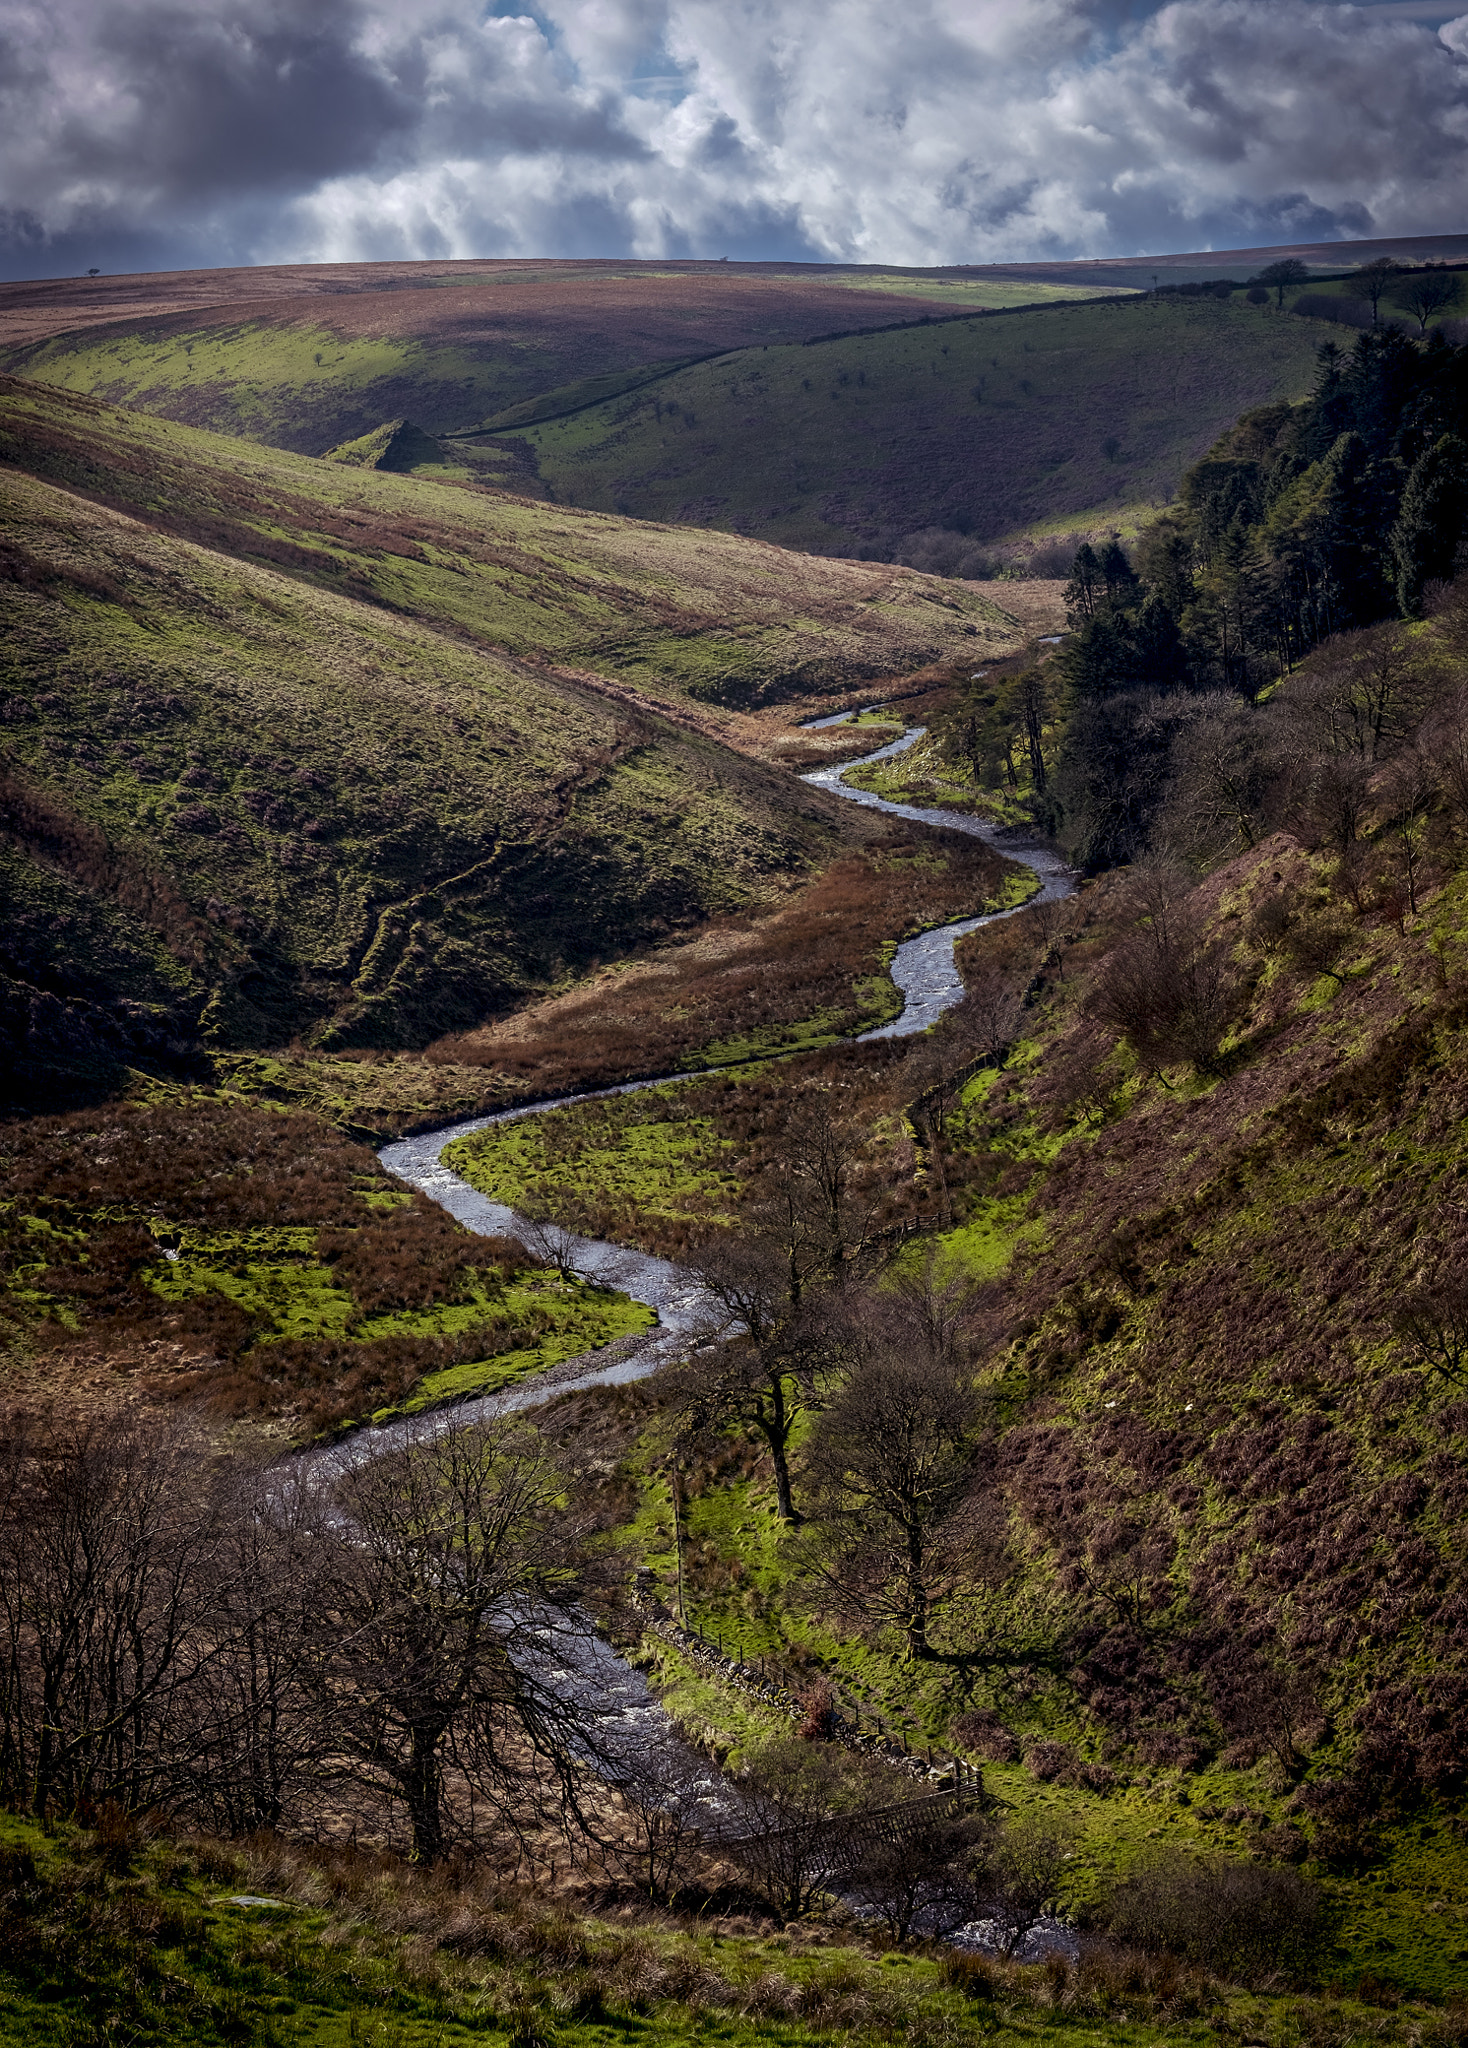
2, 0, 1467, 277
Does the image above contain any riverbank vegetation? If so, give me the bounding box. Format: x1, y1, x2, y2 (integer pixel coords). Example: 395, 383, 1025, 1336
0, 1096, 650, 1433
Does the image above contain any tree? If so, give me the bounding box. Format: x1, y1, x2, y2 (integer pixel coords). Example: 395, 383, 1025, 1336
843, 1808, 996, 1943
600, 1738, 712, 1907
1390, 432, 1468, 616
1098, 537, 1139, 603
723, 1736, 872, 1920
1064, 542, 1103, 624
515, 1199, 594, 1284
1016, 666, 1052, 793
802, 1317, 978, 1659
0, 1412, 225, 1818
304, 1418, 597, 1864
183, 1462, 330, 1837
1352, 257, 1404, 326
677, 1100, 892, 1522
981, 1816, 1076, 1957
1392, 268, 1463, 335
678, 1235, 836, 1524
1086, 866, 1237, 1073
1395, 1265, 1468, 1386
1255, 259, 1309, 312
1158, 693, 1277, 862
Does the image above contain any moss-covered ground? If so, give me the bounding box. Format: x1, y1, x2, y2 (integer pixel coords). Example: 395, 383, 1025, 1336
0, 1096, 651, 1435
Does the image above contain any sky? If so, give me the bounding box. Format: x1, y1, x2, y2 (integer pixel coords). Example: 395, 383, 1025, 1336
2, 0, 1468, 280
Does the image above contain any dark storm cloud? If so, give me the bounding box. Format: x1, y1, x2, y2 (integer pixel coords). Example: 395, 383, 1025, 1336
2, 0, 1468, 278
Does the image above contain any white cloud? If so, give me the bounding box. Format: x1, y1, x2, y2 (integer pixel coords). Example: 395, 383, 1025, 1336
3, 0, 1467, 276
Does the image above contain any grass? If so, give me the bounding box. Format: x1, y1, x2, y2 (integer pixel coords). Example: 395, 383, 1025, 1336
444, 1086, 742, 1245
827, 274, 1137, 311
514, 297, 1330, 554
840, 730, 1032, 823
425, 835, 1025, 1112
10, 1808, 1451, 2048
0, 373, 1021, 709
0, 1095, 650, 1435
144, 1232, 654, 1420
0, 262, 1134, 460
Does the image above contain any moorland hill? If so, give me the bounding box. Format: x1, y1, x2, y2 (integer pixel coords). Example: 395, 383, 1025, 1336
0, 259, 1126, 461
513, 296, 1329, 561
0, 258, 1342, 562
0, 376, 1032, 1102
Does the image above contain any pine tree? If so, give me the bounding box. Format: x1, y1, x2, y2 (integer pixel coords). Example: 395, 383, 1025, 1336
1391, 433, 1468, 616
1064, 543, 1103, 624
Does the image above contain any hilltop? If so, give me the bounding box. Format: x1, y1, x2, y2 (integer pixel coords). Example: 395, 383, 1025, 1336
0, 259, 1127, 459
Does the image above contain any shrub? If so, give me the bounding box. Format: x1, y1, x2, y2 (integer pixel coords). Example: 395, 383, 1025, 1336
952, 1708, 1020, 1763
1103, 1853, 1327, 1984
1025, 1740, 1078, 1783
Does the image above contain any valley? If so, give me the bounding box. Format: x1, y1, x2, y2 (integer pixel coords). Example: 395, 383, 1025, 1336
4, 248, 1468, 2048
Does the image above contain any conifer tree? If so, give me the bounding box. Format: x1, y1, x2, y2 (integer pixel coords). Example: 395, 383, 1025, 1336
1390, 433, 1468, 616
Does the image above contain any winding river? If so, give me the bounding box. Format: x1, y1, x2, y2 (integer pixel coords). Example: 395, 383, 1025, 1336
366, 718, 1077, 1945
376, 720, 1074, 1431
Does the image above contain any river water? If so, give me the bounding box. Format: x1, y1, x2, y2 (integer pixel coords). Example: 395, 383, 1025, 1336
366, 724, 1078, 1942
378, 720, 1074, 1421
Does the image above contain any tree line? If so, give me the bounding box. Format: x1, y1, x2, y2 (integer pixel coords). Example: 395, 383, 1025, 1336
935, 322, 1468, 872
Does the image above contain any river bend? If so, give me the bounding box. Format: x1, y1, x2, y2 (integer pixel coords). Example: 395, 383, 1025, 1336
377, 720, 1073, 1431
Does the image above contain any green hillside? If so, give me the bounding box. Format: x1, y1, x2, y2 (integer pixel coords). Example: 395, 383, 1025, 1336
0, 377, 1019, 708
510, 298, 1328, 553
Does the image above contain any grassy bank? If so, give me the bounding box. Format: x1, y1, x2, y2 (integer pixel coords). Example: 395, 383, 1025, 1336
1, 1808, 1459, 2048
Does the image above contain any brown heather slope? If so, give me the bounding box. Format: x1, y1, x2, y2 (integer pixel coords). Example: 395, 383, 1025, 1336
0, 257, 1009, 352
0, 262, 1023, 456
925, 834, 1468, 1842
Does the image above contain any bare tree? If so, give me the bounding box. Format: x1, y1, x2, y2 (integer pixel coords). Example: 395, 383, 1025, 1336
801, 1315, 979, 1660
182, 1462, 330, 1837
1395, 1264, 1468, 1386
674, 1105, 884, 1524
1279, 629, 1431, 764
600, 1741, 714, 1907
1392, 268, 1464, 335
843, 1808, 996, 1944
303, 1418, 601, 1864
1380, 744, 1436, 916
0, 1411, 225, 1818
1158, 693, 1278, 863
515, 1199, 594, 1284
981, 1816, 1077, 1957
1087, 868, 1237, 1074
1352, 257, 1404, 325
672, 1234, 835, 1525
722, 1736, 873, 1920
